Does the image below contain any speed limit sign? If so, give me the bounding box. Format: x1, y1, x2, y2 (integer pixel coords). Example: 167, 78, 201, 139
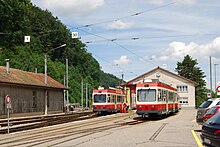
6, 95, 10, 104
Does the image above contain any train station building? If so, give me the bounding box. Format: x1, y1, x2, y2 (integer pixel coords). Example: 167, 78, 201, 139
0, 65, 66, 118
126, 66, 196, 108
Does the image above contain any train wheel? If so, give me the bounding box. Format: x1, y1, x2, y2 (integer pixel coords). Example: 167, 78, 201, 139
142, 113, 149, 119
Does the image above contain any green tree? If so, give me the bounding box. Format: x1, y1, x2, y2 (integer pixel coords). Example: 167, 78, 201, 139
176, 55, 207, 108
0, 0, 122, 105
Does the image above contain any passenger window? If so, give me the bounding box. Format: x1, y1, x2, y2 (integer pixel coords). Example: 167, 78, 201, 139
158, 89, 162, 102
216, 101, 220, 105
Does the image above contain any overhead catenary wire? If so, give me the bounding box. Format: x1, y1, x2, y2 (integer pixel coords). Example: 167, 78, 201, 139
71, 26, 158, 67
77, 0, 182, 28
83, 33, 218, 44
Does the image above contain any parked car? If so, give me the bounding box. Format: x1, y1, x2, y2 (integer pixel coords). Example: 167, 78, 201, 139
203, 105, 220, 122
201, 112, 220, 146
196, 98, 220, 124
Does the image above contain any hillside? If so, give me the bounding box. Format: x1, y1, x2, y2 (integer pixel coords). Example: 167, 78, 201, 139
0, 0, 122, 103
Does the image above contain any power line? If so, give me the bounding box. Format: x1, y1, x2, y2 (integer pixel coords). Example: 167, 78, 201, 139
84, 33, 218, 44
72, 26, 158, 66
77, 0, 181, 28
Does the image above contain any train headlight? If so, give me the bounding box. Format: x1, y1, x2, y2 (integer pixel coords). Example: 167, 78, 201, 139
152, 105, 155, 109
138, 105, 142, 108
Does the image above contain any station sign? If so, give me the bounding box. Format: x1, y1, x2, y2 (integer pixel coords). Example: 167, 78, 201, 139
5, 95, 11, 109
5, 95, 10, 104
216, 86, 220, 92
207, 93, 211, 98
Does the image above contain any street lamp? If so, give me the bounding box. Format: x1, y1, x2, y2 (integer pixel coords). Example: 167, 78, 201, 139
44, 44, 66, 115
44, 44, 66, 84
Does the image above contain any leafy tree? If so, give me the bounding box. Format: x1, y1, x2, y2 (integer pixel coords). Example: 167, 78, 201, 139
176, 55, 207, 108
0, 0, 121, 105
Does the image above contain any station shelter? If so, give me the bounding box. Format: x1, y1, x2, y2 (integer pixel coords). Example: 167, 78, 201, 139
0, 65, 66, 118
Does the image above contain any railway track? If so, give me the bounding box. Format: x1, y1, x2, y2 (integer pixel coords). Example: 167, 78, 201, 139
0, 111, 95, 134
0, 112, 149, 146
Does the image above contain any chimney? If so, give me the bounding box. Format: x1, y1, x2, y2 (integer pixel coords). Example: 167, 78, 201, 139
5, 59, 10, 74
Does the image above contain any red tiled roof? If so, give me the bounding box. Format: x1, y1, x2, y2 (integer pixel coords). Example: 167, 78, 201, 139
0, 66, 66, 89
126, 66, 196, 85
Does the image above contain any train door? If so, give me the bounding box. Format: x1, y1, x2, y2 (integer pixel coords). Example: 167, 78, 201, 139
173, 93, 176, 112
114, 95, 117, 111
165, 90, 168, 114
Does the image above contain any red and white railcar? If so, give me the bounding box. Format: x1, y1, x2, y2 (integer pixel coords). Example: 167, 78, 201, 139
92, 87, 127, 114
136, 82, 179, 117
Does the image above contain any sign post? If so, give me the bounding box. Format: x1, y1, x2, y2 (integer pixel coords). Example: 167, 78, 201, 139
6, 95, 11, 134
216, 86, 220, 96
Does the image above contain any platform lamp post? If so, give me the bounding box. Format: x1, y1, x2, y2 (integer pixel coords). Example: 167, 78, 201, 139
44, 44, 66, 115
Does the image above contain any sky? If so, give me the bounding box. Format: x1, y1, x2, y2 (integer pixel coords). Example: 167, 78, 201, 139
31, 0, 220, 90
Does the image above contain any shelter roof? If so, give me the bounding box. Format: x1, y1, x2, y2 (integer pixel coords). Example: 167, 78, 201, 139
0, 66, 66, 89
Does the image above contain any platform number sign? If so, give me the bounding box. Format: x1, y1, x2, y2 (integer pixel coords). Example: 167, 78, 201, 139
72, 32, 78, 39
24, 36, 30, 42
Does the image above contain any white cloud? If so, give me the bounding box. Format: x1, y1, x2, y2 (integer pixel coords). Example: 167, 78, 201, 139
113, 55, 130, 65
159, 37, 220, 62
107, 20, 133, 30
31, 0, 104, 17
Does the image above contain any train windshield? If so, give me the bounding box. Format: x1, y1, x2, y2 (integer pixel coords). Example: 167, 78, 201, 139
137, 89, 156, 102
93, 94, 107, 103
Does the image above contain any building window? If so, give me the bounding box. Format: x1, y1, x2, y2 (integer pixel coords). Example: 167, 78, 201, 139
179, 97, 188, 104
33, 91, 37, 108
177, 85, 188, 93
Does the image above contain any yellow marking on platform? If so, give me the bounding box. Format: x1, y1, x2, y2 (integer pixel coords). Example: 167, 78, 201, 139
191, 130, 203, 147
192, 119, 196, 122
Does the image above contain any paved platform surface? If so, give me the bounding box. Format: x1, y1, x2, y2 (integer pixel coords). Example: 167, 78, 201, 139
63, 107, 202, 147
0, 107, 203, 147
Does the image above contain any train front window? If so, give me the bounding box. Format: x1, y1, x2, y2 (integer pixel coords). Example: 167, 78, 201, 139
93, 94, 106, 103
137, 89, 156, 102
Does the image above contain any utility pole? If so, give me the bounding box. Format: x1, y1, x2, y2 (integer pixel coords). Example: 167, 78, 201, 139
44, 54, 48, 115
64, 74, 66, 109
81, 79, 84, 110
210, 56, 212, 92
214, 64, 218, 93
86, 83, 88, 108
66, 59, 69, 112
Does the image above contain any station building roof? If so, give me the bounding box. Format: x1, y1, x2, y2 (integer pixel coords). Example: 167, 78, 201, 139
126, 66, 196, 86
0, 66, 66, 90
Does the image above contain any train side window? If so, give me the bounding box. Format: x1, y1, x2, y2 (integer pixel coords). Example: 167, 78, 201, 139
109, 94, 114, 103
163, 90, 167, 101
107, 94, 111, 103
117, 95, 120, 103
169, 92, 174, 102
158, 89, 162, 102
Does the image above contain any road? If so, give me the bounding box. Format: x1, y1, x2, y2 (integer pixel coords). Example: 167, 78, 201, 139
0, 107, 202, 147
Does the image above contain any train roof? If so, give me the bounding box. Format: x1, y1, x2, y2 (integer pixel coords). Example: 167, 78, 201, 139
136, 82, 177, 91
93, 89, 125, 95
